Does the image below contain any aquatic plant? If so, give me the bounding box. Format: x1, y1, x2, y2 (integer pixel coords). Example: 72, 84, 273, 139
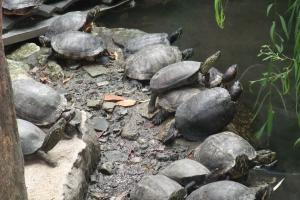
214, 0, 226, 29
214, 0, 300, 146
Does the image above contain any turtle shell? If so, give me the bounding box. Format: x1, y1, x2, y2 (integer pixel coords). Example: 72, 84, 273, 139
125, 44, 182, 80
193, 132, 257, 174
51, 31, 105, 59
45, 11, 88, 40
186, 181, 256, 200
12, 78, 67, 126
125, 33, 170, 54
175, 87, 236, 140
17, 119, 46, 155
160, 159, 210, 186
3, 0, 41, 10
150, 61, 201, 94
158, 87, 202, 112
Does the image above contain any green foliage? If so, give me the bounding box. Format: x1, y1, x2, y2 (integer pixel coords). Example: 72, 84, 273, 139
214, 0, 226, 29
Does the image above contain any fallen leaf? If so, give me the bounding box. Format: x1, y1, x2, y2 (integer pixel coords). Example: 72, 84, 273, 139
104, 94, 125, 102
116, 99, 136, 107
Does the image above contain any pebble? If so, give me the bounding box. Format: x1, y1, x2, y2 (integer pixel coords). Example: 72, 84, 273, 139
87, 99, 102, 109
102, 102, 116, 113
156, 153, 170, 162
83, 65, 108, 77
121, 129, 139, 140
91, 117, 109, 132
99, 162, 114, 175
97, 81, 110, 87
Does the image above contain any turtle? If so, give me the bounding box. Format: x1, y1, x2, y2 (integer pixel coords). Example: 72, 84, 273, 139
3, 0, 42, 16
160, 159, 211, 193
152, 66, 238, 125
39, 0, 133, 46
12, 78, 74, 128
186, 180, 272, 200
50, 31, 108, 61
125, 44, 193, 81
120, 27, 183, 56
17, 118, 66, 167
193, 132, 277, 180
148, 51, 221, 113
162, 81, 243, 143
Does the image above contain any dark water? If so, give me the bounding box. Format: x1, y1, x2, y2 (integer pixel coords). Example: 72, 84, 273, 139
97, 0, 299, 198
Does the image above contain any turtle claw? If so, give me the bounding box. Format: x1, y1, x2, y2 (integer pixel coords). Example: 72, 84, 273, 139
152, 110, 171, 125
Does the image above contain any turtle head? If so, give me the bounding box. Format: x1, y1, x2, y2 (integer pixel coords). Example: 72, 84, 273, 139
182, 48, 194, 60
230, 154, 251, 179
229, 81, 243, 101
253, 183, 272, 200
200, 50, 221, 74
168, 27, 183, 44
39, 35, 51, 47
87, 6, 101, 22
255, 149, 277, 166
222, 64, 238, 83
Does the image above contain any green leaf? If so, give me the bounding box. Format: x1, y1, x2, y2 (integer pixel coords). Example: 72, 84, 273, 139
267, 3, 274, 16
266, 105, 274, 137
294, 137, 300, 148
255, 122, 267, 139
270, 21, 276, 44
279, 15, 289, 39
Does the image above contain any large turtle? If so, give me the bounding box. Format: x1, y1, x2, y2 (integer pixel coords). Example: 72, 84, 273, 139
125, 44, 193, 81
39, 0, 133, 46
152, 66, 238, 125
12, 78, 73, 127
186, 180, 272, 200
193, 132, 277, 180
17, 118, 66, 167
164, 81, 243, 143
120, 28, 183, 56
50, 31, 108, 61
148, 51, 221, 113
3, 0, 42, 16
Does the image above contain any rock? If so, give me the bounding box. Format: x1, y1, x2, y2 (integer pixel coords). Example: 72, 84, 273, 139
87, 99, 102, 109
160, 159, 211, 186
156, 153, 170, 162
122, 116, 139, 140
99, 162, 114, 175
130, 156, 142, 163
47, 61, 64, 80
7, 43, 40, 61
97, 81, 109, 87
102, 102, 116, 113
130, 175, 186, 200
83, 64, 108, 77
137, 102, 158, 119
103, 150, 128, 163
91, 117, 109, 132
7, 59, 31, 80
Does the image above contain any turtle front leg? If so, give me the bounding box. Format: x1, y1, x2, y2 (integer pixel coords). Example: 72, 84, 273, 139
163, 121, 178, 144
148, 93, 158, 113
36, 150, 57, 167
152, 109, 172, 125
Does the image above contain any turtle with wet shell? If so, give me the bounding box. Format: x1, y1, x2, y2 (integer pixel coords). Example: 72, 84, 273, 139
3, 0, 42, 16
17, 118, 66, 167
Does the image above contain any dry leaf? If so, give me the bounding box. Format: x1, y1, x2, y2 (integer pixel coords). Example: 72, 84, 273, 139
116, 99, 136, 107
104, 94, 125, 102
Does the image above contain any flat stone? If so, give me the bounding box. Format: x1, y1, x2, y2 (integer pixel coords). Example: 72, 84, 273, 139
122, 118, 139, 140
7, 59, 31, 80
87, 99, 102, 109
102, 102, 116, 113
7, 43, 40, 61
25, 110, 100, 200
160, 159, 210, 186
99, 162, 114, 175
83, 65, 108, 78
130, 175, 186, 200
103, 150, 127, 163
91, 117, 109, 132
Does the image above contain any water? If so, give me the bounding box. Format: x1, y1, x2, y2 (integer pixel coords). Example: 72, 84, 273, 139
97, 0, 299, 198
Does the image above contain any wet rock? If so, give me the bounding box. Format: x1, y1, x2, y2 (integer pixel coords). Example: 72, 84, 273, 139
87, 99, 102, 109
160, 159, 211, 186
91, 117, 109, 132
99, 162, 114, 175
7, 43, 40, 61
83, 64, 108, 78
102, 102, 116, 113
7, 59, 31, 80
130, 175, 186, 200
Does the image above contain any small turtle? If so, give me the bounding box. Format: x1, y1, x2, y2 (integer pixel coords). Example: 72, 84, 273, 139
12, 78, 74, 127
160, 159, 211, 193
39, 0, 133, 46
50, 31, 108, 61
186, 180, 272, 200
3, 0, 42, 16
17, 118, 66, 167
125, 44, 193, 81
193, 132, 277, 180
120, 27, 183, 56
148, 51, 221, 113
163, 81, 243, 143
